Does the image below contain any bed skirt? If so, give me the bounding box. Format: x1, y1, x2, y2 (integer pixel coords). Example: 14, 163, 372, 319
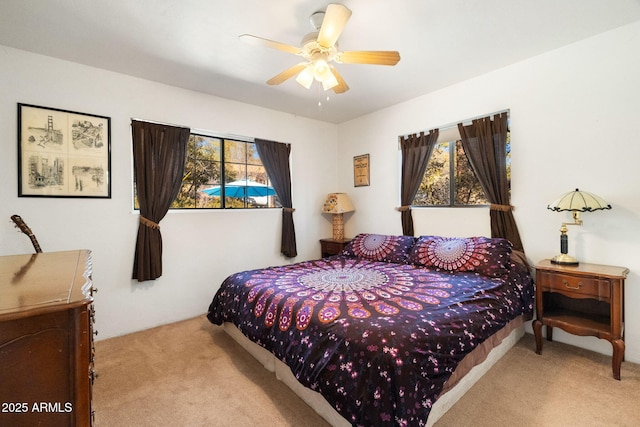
222, 315, 525, 426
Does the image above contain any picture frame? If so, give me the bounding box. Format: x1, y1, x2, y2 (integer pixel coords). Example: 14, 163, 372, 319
18, 103, 111, 198
353, 154, 370, 187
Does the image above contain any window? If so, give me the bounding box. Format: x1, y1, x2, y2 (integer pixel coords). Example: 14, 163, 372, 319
132, 132, 280, 210
412, 127, 510, 207
170, 134, 280, 209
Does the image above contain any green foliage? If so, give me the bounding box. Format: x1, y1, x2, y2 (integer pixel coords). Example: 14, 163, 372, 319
413, 130, 511, 207
172, 135, 222, 208
415, 142, 449, 205
171, 136, 275, 209
454, 141, 487, 205
134, 135, 278, 210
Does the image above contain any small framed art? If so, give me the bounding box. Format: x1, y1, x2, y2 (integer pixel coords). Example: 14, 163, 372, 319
353, 154, 370, 187
18, 103, 111, 198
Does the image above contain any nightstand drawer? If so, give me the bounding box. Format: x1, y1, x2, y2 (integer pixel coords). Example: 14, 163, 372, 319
319, 238, 352, 257
538, 271, 611, 301
323, 241, 343, 254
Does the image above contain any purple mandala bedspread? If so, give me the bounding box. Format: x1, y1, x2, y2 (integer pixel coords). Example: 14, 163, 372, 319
207, 253, 533, 426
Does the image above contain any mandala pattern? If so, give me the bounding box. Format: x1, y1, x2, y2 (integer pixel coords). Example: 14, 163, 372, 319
409, 235, 513, 277
207, 247, 534, 427
243, 258, 451, 331
351, 234, 397, 259
341, 233, 415, 263
425, 237, 480, 270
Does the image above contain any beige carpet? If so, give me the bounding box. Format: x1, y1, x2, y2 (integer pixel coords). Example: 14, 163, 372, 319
93, 315, 640, 426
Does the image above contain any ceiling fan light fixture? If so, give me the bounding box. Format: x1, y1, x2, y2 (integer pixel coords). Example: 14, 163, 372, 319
295, 64, 314, 89
244, 3, 399, 95
322, 72, 339, 90
313, 58, 332, 81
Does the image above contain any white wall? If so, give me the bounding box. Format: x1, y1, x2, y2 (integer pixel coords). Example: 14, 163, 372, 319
0, 46, 339, 339
2, 20, 639, 363
338, 21, 640, 362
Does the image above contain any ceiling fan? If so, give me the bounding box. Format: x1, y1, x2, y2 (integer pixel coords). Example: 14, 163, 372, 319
240, 3, 400, 94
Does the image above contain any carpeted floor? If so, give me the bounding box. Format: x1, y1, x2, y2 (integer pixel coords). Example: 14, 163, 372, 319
93, 315, 640, 426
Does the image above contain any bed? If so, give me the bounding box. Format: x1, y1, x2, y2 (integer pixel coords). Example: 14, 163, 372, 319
207, 234, 534, 426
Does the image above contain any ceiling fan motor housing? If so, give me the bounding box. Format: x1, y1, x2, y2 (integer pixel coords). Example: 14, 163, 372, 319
310, 11, 325, 30
301, 32, 338, 61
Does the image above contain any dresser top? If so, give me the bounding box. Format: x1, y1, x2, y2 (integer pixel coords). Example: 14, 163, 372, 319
0, 249, 92, 316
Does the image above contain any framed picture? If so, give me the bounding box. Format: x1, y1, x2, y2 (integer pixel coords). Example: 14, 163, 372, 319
18, 103, 111, 198
353, 154, 370, 187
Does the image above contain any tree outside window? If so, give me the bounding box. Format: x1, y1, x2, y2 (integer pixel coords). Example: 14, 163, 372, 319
131, 134, 278, 209
134, 133, 280, 210
413, 131, 510, 207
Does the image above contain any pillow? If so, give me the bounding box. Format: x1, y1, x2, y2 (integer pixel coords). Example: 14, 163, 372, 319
408, 236, 513, 277
341, 234, 416, 264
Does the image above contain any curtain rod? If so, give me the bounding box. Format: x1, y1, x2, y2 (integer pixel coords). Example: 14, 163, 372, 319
130, 117, 255, 143
131, 117, 190, 129
399, 108, 509, 139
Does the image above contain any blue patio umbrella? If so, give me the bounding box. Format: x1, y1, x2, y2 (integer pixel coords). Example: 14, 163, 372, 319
201, 179, 276, 198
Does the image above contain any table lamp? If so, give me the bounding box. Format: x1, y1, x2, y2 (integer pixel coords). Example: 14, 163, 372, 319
322, 193, 355, 241
547, 188, 611, 265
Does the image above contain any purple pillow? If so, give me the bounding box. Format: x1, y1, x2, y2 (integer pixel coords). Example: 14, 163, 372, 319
341, 234, 416, 264
409, 236, 513, 277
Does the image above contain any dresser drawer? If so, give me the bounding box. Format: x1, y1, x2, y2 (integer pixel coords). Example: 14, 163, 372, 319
538, 271, 611, 301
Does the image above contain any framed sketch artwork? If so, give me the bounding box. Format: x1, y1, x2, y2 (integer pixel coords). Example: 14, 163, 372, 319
353, 154, 370, 187
18, 103, 111, 198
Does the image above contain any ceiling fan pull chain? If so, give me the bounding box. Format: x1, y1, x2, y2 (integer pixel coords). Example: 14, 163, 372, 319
317, 83, 323, 108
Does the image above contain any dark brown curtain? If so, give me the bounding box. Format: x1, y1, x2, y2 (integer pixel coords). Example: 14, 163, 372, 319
131, 120, 190, 281
398, 130, 439, 236
255, 138, 297, 258
458, 113, 524, 252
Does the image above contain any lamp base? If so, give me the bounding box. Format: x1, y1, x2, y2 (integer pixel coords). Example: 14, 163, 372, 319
332, 213, 345, 241
551, 253, 579, 266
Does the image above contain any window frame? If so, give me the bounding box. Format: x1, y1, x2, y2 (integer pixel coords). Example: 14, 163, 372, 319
404, 114, 510, 208
435, 138, 490, 208
133, 130, 280, 211
176, 133, 278, 210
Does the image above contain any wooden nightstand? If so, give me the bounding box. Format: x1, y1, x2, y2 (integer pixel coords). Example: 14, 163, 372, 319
320, 238, 352, 258
533, 259, 629, 380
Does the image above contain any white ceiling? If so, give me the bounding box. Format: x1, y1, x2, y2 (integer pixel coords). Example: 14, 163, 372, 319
1, 0, 639, 124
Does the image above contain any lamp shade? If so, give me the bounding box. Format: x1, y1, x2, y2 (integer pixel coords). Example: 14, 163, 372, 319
547, 188, 611, 212
547, 188, 611, 266
322, 193, 355, 214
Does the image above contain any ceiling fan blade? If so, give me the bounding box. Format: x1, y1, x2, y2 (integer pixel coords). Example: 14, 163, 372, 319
266, 63, 308, 85
338, 50, 401, 66
317, 4, 352, 48
239, 34, 302, 55
329, 66, 349, 94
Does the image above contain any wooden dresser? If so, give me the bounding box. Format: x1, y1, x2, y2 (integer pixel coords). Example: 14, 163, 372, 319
0, 250, 95, 426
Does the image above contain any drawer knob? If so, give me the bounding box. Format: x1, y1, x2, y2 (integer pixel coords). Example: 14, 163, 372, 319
563, 279, 582, 290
